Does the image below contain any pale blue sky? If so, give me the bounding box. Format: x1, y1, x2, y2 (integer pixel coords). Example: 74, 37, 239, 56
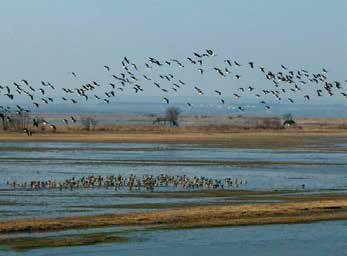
0, 0, 346, 105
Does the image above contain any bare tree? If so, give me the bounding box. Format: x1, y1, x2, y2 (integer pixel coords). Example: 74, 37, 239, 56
261, 117, 282, 129
165, 106, 181, 127
80, 116, 98, 131
283, 113, 293, 121
5, 112, 32, 131
0, 112, 9, 131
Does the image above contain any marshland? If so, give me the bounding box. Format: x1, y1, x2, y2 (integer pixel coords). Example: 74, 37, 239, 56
1, 116, 347, 254
1, 0, 346, 255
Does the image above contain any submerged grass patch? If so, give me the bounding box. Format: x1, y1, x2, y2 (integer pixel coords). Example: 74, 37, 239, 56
0, 193, 347, 251
0, 231, 131, 252
1, 195, 347, 234
0, 201, 18, 206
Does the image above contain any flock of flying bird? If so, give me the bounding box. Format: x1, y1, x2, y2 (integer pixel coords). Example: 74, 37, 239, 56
0, 49, 346, 134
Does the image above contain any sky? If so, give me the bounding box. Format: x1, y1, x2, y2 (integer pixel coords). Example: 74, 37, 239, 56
0, 0, 346, 110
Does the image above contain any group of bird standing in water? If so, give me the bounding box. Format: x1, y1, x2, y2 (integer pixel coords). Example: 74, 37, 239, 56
0, 49, 346, 135
7, 174, 247, 192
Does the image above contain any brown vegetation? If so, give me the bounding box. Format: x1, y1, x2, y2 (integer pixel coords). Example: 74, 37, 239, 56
0, 112, 31, 131
1, 128, 347, 152
0, 232, 129, 251
2, 114, 347, 134
80, 116, 98, 131
1, 194, 347, 234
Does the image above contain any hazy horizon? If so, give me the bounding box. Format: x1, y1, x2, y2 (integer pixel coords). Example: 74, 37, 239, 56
5, 97, 347, 118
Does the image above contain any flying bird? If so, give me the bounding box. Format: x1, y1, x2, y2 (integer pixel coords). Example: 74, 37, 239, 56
163, 97, 169, 104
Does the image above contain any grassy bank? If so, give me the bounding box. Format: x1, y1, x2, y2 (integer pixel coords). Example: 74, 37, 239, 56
1, 195, 347, 234
1, 192, 347, 251
0, 129, 347, 150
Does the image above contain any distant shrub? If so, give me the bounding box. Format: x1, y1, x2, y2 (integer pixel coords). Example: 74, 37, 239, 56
80, 116, 98, 131
1, 112, 32, 131
255, 117, 283, 129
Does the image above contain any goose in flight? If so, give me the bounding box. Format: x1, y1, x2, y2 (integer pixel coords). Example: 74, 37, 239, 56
163, 97, 169, 104
71, 116, 77, 123
234, 61, 241, 67
194, 86, 204, 95
206, 49, 215, 56
193, 52, 202, 58
21, 79, 29, 86
225, 60, 232, 66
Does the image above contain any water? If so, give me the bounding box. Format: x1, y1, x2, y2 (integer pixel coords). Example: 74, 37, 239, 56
2, 221, 347, 256
0, 141, 347, 255
2, 146, 347, 163
1, 142, 347, 220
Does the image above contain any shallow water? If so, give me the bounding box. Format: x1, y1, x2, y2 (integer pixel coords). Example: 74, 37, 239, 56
0, 142, 347, 220
1, 142, 347, 164
0, 142, 347, 255
2, 221, 347, 256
